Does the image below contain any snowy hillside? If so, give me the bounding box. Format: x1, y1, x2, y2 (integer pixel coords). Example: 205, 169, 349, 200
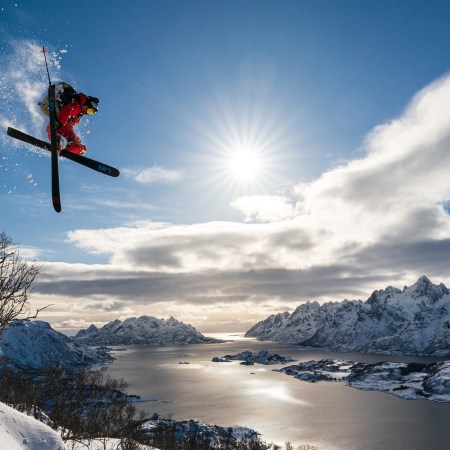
0, 320, 113, 371
0, 401, 64, 450
73, 315, 221, 346
246, 276, 450, 356
0, 400, 159, 450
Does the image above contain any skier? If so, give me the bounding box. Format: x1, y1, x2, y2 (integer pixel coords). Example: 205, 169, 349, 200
40, 83, 99, 155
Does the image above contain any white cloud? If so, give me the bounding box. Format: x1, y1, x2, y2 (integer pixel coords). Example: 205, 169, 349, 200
19, 246, 43, 259
124, 165, 184, 183
231, 195, 298, 222
294, 74, 450, 244
66, 220, 308, 272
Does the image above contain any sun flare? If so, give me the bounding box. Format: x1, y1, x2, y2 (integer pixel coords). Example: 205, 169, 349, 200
228, 147, 262, 182
191, 89, 294, 197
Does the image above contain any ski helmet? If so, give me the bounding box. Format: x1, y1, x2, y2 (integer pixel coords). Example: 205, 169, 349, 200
85, 96, 99, 115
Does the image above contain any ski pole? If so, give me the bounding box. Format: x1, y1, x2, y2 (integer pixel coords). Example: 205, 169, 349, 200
41, 46, 51, 86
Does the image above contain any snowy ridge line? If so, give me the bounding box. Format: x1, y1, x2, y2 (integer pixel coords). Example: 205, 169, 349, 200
246, 276, 450, 356
73, 315, 224, 346
0, 320, 113, 371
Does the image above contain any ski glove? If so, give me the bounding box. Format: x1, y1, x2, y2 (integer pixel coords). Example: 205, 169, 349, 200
53, 118, 63, 130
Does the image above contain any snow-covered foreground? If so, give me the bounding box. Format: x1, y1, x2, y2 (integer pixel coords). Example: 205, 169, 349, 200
0, 398, 262, 450
0, 401, 65, 450
0, 400, 160, 450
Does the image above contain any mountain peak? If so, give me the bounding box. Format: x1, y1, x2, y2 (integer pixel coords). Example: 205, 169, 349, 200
408, 276, 449, 302
410, 276, 433, 295
414, 275, 432, 286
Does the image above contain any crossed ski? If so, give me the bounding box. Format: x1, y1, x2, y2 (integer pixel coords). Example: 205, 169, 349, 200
7, 127, 120, 178
7, 127, 120, 211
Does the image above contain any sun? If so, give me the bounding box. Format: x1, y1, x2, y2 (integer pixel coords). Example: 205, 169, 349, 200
227, 147, 262, 182
188, 88, 295, 198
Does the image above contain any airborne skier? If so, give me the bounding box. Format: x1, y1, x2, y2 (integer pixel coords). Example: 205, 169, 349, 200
40, 82, 99, 155
6, 46, 118, 213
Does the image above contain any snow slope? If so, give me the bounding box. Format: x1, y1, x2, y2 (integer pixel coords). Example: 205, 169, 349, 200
246, 276, 450, 356
0, 320, 113, 371
0, 401, 65, 450
0, 401, 160, 450
73, 315, 221, 346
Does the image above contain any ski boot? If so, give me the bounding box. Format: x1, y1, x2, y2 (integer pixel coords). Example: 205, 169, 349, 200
57, 136, 68, 154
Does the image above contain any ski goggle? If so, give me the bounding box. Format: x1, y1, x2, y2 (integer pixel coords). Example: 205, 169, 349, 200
85, 97, 99, 115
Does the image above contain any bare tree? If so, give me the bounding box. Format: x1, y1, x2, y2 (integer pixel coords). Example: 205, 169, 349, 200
0, 232, 44, 334
0, 365, 148, 450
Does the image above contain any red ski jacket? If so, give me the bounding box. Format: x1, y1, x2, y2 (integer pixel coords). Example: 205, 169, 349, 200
57, 93, 87, 128
46, 92, 88, 155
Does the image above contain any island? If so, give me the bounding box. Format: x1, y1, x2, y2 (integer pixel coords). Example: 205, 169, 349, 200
212, 349, 294, 365
276, 358, 450, 402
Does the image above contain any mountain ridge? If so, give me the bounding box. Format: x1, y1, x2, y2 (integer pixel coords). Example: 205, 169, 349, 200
245, 276, 450, 356
73, 315, 222, 346
0, 320, 113, 371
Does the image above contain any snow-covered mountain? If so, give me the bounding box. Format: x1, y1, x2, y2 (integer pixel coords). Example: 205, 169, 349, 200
73, 315, 221, 346
246, 276, 450, 356
0, 320, 113, 371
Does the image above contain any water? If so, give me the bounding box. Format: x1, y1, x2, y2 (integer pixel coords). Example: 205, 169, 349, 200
105, 335, 450, 449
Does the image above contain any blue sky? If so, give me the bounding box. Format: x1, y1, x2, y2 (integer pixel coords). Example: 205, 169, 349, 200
2, 0, 450, 333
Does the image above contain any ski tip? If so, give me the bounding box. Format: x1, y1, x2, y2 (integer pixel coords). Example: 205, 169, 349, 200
96, 163, 120, 177
53, 196, 62, 213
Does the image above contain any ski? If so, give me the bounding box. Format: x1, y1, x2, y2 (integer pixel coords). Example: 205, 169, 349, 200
48, 84, 62, 212
7, 127, 120, 177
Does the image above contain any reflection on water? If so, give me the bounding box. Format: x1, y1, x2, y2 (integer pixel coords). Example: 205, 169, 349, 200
106, 335, 450, 449
242, 378, 310, 406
